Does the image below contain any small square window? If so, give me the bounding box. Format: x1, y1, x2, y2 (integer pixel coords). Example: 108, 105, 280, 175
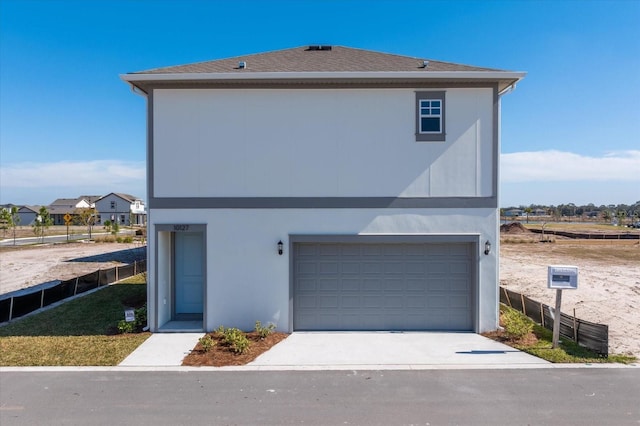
416, 91, 446, 142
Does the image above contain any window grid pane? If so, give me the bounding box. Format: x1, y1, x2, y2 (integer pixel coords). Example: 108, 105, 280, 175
419, 98, 442, 133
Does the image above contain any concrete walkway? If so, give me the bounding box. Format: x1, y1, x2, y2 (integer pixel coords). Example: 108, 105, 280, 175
119, 331, 549, 370
119, 333, 204, 367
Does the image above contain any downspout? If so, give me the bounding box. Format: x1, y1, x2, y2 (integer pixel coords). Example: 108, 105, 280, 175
128, 79, 148, 332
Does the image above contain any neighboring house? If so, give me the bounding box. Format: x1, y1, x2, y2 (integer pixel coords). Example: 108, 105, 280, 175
17, 205, 41, 226
504, 209, 523, 218
94, 193, 141, 226
122, 45, 525, 333
48, 197, 93, 225
129, 198, 147, 226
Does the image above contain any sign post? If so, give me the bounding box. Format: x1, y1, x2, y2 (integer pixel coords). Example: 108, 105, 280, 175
64, 213, 72, 241
547, 265, 578, 349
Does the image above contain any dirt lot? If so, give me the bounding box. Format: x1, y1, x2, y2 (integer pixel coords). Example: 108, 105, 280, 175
500, 231, 640, 357
0, 242, 146, 295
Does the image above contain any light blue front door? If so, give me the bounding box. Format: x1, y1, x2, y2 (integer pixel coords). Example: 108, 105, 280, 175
174, 232, 204, 315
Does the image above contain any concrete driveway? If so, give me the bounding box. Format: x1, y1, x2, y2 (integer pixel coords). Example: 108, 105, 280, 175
120, 331, 549, 370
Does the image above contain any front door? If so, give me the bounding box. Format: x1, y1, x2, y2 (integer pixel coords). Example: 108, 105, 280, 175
174, 232, 204, 317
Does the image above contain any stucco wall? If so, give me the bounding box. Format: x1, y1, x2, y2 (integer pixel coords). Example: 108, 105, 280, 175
152, 88, 495, 198
147, 208, 499, 333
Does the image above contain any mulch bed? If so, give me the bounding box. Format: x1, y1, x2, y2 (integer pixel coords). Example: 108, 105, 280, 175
182, 331, 289, 367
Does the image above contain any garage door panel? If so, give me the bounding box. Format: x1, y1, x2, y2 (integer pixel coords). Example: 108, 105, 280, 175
427, 261, 447, 274
362, 246, 383, 256
383, 245, 404, 256
450, 261, 469, 273
362, 279, 383, 291
319, 295, 339, 308
319, 245, 340, 256
341, 279, 360, 291
429, 281, 449, 291
297, 279, 317, 292
298, 295, 317, 308
406, 262, 426, 274
341, 262, 360, 274
318, 279, 339, 291
384, 279, 403, 291
450, 295, 470, 309
407, 279, 426, 291
341, 295, 361, 308
362, 262, 383, 273
363, 295, 384, 308
319, 262, 339, 274
450, 279, 469, 292
297, 262, 317, 274
384, 296, 404, 308
294, 242, 473, 331
384, 262, 404, 274
407, 296, 427, 308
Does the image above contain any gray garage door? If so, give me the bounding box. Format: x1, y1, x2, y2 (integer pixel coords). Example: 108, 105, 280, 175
293, 242, 473, 331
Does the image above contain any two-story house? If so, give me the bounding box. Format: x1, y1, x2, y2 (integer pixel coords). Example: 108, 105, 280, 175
94, 193, 143, 226
122, 46, 524, 333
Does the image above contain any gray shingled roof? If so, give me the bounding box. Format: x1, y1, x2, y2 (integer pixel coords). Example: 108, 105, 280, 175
134, 46, 504, 74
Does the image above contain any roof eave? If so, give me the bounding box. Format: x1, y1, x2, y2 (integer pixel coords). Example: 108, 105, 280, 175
121, 71, 525, 93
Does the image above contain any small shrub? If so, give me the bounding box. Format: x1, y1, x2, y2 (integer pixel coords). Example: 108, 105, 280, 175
117, 320, 134, 334
95, 235, 116, 243
134, 304, 147, 330
116, 304, 147, 334
122, 236, 133, 243
255, 320, 276, 338
502, 308, 533, 340
199, 335, 216, 352
116, 236, 123, 243
217, 326, 250, 354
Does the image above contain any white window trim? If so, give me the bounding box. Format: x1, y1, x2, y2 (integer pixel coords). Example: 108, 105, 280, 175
419, 99, 442, 134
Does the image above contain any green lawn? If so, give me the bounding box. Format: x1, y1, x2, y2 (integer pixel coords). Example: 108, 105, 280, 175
495, 305, 636, 364
0, 275, 150, 366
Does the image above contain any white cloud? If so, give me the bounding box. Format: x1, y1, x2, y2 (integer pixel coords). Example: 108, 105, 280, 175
0, 160, 145, 188
501, 150, 640, 183
0, 160, 146, 204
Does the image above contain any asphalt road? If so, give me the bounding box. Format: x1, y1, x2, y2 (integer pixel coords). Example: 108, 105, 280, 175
0, 231, 135, 247
1, 368, 638, 425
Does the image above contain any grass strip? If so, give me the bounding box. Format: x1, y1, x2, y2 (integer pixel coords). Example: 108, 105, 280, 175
497, 305, 636, 364
0, 275, 149, 366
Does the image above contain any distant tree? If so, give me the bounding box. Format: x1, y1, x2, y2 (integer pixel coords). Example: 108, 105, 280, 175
9, 206, 20, 245
524, 207, 532, 224
602, 210, 612, 223
32, 206, 53, 243
75, 207, 97, 239
0, 208, 10, 238
616, 210, 627, 227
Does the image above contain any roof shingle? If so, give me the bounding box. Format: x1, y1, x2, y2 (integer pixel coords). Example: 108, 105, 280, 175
134, 45, 504, 74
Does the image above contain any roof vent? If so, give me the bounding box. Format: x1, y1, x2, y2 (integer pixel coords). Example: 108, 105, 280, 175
238, 61, 247, 69
419, 60, 429, 69
305, 45, 332, 51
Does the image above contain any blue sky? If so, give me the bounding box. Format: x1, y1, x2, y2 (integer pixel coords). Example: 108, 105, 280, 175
1, 0, 639, 207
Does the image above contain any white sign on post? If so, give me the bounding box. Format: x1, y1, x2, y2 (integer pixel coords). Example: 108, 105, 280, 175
124, 309, 135, 323
548, 265, 579, 290
548, 265, 578, 349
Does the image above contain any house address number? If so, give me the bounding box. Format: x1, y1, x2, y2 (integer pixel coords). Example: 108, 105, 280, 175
173, 225, 190, 231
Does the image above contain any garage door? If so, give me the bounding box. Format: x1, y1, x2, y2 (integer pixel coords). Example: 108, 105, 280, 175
293, 242, 473, 331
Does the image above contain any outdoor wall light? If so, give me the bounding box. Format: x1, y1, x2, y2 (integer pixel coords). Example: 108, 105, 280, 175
277, 240, 284, 256
484, 240, 491, 255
